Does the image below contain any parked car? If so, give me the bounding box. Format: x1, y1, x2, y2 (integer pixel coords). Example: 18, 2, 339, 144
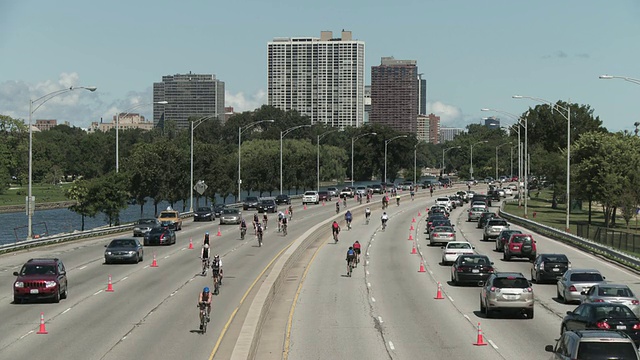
13, 258, 68, 303
441, 241, 475, 265
219, 208, 242, 225
480, 272, 534, 318
557, 269, 607, 304
545, 330, 640, 360
105, 238, 144, 264
243, 196, 260, 210
193, 206, 214, 222
477, 212, 497, 229
530, 253, 570, 283
213, 204, 227, 217
370, 184, 383, 194
144, 226, 176, 246
275, 194, 291, 205
430, 226, 456, 246
327, 187, 339, 197
561, 303, 640, 346
302, 191, 320, 205
581, 284, 640, 316
495, 229, 522, 252
133, 218, 160, 237
257, 198, 278, 213
503, 234, 537, 261
318, 191, 332, 202
450, 254, 494, 286
157, 208, 183, 230
467, 207, 487, 222
482, 218, 509, 241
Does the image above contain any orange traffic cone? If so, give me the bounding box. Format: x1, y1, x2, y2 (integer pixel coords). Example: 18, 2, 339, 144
188, 237, 194, 249
151, 254, 158, 267
106, 274, 114, 292
473, 322, 488, 346
37, 312, 48, 334
410, 224, 414, 231
418, 259, 426, 272
418, 211, 421, 216
412, 217, 416, 223
408, 233, 413, 241
322, 200, 325, 206
216, 226, 222, 236
411, 243, 417, 254
304, 204, 307, 210
434, 282, 444, 299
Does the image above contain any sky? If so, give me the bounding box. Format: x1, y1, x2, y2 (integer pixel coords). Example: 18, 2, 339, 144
1, 0, 639, 132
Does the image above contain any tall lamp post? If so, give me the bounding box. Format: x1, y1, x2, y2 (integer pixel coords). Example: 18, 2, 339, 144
317, 129, 343, 192
190, 115, 217, 212
495, 142, 512, 180
441, 146, 461, 177
470, 140, 488, 181
238, 119, 274, 202
599, 74, 640, 86
514, 95, 570, 229
27, 86, 97, 239
281, 124, 312, 194
116, 101, 168, 172
384, 135, 408, 184
351, 132, 377, 188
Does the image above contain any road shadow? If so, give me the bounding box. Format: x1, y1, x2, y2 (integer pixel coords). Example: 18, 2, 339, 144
189, 329, 205, 334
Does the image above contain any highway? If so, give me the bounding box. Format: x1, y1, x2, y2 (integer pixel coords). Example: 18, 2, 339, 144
284, 190, 640, 359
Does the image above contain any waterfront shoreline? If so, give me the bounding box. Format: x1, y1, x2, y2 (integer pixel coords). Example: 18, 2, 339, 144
0, 201, 77, 214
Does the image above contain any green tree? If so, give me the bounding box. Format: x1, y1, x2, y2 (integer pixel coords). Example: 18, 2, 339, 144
66, 180, 98, 231
90, 172, 130, 226
122, 143, 163, 216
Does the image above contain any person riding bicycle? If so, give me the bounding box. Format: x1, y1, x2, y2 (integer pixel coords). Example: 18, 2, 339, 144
201, 243, 210, 265
352, 241, 361, 265
203, 232, 210, 246
332, 220, 340, 241
345, 210, 353, 228
277, 211, 285, 231
366, 193, 371, 203
288, 205, 293, 219
364, 207, 371, 222
382, 195, 389, 209
240, 218, 247, 233
381, 212, 389, 227
396, 194, 401, 206
198, 287, 212, 327
262, 212, 269, 229
335, 201, 340, 213
346, 246, 356, 274
410, 187, 415, 200
253, 213, 260, 231
256, 223, 264, 243
212, 254, 223, 286
281, 214, 288, 233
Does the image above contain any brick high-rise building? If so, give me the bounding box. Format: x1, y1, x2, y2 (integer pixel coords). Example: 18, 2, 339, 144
370, 57, 419, 133
427, 113, 440, 144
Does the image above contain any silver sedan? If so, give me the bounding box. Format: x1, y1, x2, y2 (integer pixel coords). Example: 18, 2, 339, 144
429, 226, 456, 246
557, 269, 607, 304
581, 284, 640, 316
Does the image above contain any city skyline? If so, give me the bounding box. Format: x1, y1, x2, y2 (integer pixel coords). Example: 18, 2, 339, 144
1, 1, 639, 132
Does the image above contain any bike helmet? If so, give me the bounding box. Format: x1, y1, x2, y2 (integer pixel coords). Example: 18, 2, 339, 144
205, 232, 209, 235
204, 244, 209, 249
215, 254, 220, 258
349, 246, 353, 250
203, 287, 210, 293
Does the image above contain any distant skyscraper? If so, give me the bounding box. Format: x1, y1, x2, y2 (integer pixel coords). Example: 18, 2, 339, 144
417, 114, 430, 142
364, 85, 371, 124
484, 116, 500, 129
439, 127, 465, 142
418, 74, 427, 115
370, 57, 419, 133
428, 113, 440, 144
267, 30, 365, 128
153, 73, 225, 130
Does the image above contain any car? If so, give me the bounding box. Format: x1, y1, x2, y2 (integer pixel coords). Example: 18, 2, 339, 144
355, 186, 367, 196
451, 255, 494, 286
257, 198, 277, 213
502, 187, 513, 196
557, 269, 607, 304
467, 207, 487, 222
318, 191, 332, 202
193, 206, 214, 221
561, 303, 640, 346
545, 330, 640, 360
435, 197, 452, 210
530, 253, 570, 283
243, 196, 260, 210
340, 187, 354, 198
430, 226, 456, 246
470, 201, 487, 210
13, 258, 68, 303
144, 226, 176, 246
104, 238, 144, 264
495, 229, 523, 252
497, 188, 506, 198
327, 187, 339, 197
507, 184, 518, 191
581, 284, 640, 316
275, 194, 291, 205
219, 208, 242, 224
441, 241, 475, 265
480, 272, 534, 318
472, 194, 491, 207
503, 234, 537, 261
302, 191, 320, 204
213, 204, 227, 217
482, 218, 509, 241
429, 205, 449, 216
133, 218, 161, 237
370, 184, 383, 194
448, 195, 462, 207
487, 189, 501, 202
425, 215, 448, 233
477, 212, 497, 229
456, 191, 469, 203
157, 208, 183, 230
428, 219, 453, 238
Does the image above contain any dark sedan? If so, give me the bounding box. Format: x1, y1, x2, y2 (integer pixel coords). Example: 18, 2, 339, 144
132, 218, 160, 237
451, 255, 494, 286
144, 227, 176, 246
318, 191, 332, 202
213, 204, 227, 217
257, 199, 277, 213
531, 253, 570, 283
194, 206, 214, 222
105, 238, 144, 264
562, 303, 640, 347
275, 194, 291, 205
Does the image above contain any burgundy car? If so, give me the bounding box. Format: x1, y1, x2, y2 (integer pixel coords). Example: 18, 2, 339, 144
13, 258, 68, 303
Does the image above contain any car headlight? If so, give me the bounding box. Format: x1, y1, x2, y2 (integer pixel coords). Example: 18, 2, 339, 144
128, 251, 136, 255
106, 251, 112, 255
205, 213, 211, 216
44, 281, 57, 288
14, 281, 24, 288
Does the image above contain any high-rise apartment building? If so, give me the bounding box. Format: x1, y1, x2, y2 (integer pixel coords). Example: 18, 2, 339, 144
418, 74, 427, 115
364, 85, 371, 124
267, 30, 365, 128
416, 114, 430, 143
428, 113, 440, 144
439, 127, 465, 142
370, 57, 419, 134
153, 73, 225, 130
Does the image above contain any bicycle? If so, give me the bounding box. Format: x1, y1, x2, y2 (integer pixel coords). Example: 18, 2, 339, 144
333, 230, 339, 243
282, 223, 287, 236
201, 258, 210, 276
257, 232, 263, 247
213, 271, 220, 295
382, 219, 387, 231
346, 220, 352, 230
262, 219, 268, 230
365, 215, 370, 225
343, 197, 347, 207
240, 227, 246, 240
347, 259, 355, 277
198, 303, 208, 333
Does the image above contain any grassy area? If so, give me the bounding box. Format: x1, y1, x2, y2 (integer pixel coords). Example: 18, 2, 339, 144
0, 183, 72, 206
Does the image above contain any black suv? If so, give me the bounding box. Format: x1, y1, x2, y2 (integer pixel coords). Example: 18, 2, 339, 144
257, 198, 277, 213
275, 194, 291, 205
243, 196, 260, 210
13, 258, 68, 303
477, 212, 497, 229
531, 253, 570, 283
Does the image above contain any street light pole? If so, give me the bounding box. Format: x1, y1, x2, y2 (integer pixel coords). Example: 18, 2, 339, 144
27, 86, 97, 240
599, 74, 640, 86
280, 124, 312, 194
384, 135, 408, 184
351, 132, 377, 188
414, 144, 417, 185
238, 119, 274, 202
441, 146, 461, 178
116, 101, 168, 173
470, 141, 488, 181
495, 142, 512, 180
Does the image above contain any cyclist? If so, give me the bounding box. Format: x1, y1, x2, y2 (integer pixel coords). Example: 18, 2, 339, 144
281, 214, 288, 235
203, 232, 210, 247
277, 211, 285, 232
410, 187, 415, 201
382, 195, 388, 209
366, 193, 371, 203
253, 213, 260, 233
212, 254, 223, 286
335, 201, 340, 214
342, 195, 347, 207
288, 205, 293, 220
352, 241, 361, 266
346, 246, 356, 275
331, 220, 340, 242
201, 243, 211, 275
430, 186, 434, 197
198, 287, 212, 329
262, 212, 268, 229
364, 207, 371, 224
345, 210, 353, 230
381, 212, 389, 229
396, 194, 401, 206
256, 223, 264, 246
239, 218, 247, 239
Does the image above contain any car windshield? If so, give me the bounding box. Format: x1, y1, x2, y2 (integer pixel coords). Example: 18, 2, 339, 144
436, 198, 448, 202
305, 192, 316, 195
246, 197, 258, 201
197, 207, 210, 212
138, 219, 156, 225
159, 212, 176, 219
460, 256, 489, 265
223, 209, 238, 214
488, 220, 508, 226
260, 200, 274, 204
21, 264, 56, 276
570, 273, 604, 282
149, 227, 166, 233
448, 243, 471, 249
542, 255, 568, 262
471, 207, 485, 212
511, 236, 532, 244
493, 277, 529, 288
434, 226, 453, 233
598, 287, 634, 297
577, 342, 638, 360
109, 240, 137, 248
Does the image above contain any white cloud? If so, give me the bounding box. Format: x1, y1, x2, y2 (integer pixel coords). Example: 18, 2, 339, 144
426, 101, 463, 126
225, 89, 267, 112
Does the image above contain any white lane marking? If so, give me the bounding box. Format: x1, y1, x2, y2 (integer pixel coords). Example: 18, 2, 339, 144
371, 297, 376, 302
366, 261, 370, 265
61, 308, 71, 315
447, 295, 454, 301
164, 255, 170, 259
20, 330, 34, 339
93, 290, 103, 296
78, 266, 87, 270
463, 314, 470, 321
366, 270, 370, 275
428, 270, 433, 274
488, 339, 499, 349
170, 291, 177, 297
367, 282, 371, 288
122, 336, 127, 341
181, 248, 186, 251
144, 265, 150, 269
121, 276, 128, 281
188, 278, 194, 282
389, 341, 395, 350
366, 252, 370, 256
378, 316, 383, 323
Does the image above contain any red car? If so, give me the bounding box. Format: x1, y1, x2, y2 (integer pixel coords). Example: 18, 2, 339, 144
13, 258, 68, 303
504, 234, 537, 261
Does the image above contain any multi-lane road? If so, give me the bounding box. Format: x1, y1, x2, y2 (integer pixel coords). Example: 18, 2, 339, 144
2, 186, 639, 359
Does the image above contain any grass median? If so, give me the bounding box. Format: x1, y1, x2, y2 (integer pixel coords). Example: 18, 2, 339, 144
0, 183, 71, 206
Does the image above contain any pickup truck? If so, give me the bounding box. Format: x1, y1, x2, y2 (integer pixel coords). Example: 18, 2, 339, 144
302, 191, 319, 205
157, 208, 183, 230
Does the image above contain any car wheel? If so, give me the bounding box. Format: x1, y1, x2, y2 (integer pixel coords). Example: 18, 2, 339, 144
52, 288, 60, 303
484, 302, 492, 318
61, 286, 68, 299
561, 324, 567, 334
535, 272, 541, 284
482, 234, 487, 241
133, 254, 139, 264
14, 295, 22, 304
557, 287, 564, 301
140, 253, 144, 262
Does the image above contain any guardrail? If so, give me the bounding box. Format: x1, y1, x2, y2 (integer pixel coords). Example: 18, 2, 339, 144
499, 199, 640, 271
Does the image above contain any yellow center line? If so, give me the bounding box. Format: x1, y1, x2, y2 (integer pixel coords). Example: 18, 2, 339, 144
282, 236, 329, 360
208, 238, 295, 360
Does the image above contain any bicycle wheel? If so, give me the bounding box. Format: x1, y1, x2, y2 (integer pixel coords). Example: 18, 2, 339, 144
214, 279, 220, 295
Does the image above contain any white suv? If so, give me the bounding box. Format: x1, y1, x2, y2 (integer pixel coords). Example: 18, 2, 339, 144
435, 197, 452, 211
302, 191, 319, 205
